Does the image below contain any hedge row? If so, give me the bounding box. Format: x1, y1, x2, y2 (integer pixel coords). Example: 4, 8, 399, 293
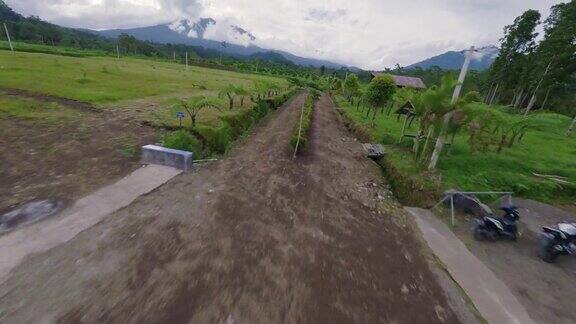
187, 88, 299, 156
290, 90, 320, 154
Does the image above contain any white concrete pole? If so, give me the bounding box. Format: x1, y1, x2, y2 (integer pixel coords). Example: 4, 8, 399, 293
452, 46, 474, 104
186, 52, 189, 69
567, 115, 576, 136
525, 61, 552, 115
3, 23, 14, 52
116, 44, 120, 59
428, 46, 474, 170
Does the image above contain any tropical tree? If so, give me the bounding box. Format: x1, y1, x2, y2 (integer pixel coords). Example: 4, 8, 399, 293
421, 75, 460, 168
526, 2, 576, 114
219, 84, 238, 110
342, 74, 360, 103
364, 74, 396, 120
462, 91, 482, 103
330, 77, 343, 93
234, 85, 250, 106
172, 96, 222, 127
485, 9, 541, 106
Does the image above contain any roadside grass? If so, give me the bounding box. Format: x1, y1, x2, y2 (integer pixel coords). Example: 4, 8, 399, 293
112, 134, 139, 158
0, 49, 286, 105
334, 95, 576, 204
0, 96, 82, 124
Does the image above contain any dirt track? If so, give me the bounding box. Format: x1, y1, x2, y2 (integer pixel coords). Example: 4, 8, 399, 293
0, 93, 460, 323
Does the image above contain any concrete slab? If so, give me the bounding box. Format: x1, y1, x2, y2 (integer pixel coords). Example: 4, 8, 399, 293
405, 207, 536, 324
142, 144, 193, 171
0, 164, 181, 284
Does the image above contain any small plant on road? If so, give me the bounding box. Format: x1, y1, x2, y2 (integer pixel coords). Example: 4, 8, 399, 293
291, 92, 318, 155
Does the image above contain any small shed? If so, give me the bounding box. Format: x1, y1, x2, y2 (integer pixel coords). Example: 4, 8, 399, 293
395, 101, 418, 144
370, 72, 427, 90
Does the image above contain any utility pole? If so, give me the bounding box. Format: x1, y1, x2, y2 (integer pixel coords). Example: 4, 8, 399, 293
428, 46, 475, 170
186, 52, 189, 70
3, 23, 14, 52
116, 44, 120, 59
173, 51, 176, 62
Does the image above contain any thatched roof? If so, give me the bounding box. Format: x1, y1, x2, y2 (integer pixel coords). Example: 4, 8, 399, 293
370, 72, 426, 89
395, 101, 416, 116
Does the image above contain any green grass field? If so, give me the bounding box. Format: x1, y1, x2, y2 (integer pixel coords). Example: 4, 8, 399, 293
0, 48, 285, 105
0, 46, 294, 158
335, 96, 576, 204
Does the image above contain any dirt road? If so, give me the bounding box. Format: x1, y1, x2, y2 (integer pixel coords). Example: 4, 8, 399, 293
0, 93, 460, 323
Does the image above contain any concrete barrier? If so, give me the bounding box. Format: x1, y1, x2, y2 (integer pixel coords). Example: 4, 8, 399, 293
141, 145, 193, 171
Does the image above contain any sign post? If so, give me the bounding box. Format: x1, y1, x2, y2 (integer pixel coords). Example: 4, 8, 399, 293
176, 112, 185, 127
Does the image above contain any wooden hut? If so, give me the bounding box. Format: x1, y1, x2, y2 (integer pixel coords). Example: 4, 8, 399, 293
370, 73, 426, 90
395, 101, 418, 144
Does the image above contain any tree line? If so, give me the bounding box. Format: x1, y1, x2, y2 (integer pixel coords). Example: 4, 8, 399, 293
485, 2, 575, 116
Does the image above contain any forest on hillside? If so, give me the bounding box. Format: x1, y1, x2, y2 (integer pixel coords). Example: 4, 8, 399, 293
484, 2, 575, 115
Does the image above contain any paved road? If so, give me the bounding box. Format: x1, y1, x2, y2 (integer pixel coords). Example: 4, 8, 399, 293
406, 207, 536, 324
0, 164, 180, 283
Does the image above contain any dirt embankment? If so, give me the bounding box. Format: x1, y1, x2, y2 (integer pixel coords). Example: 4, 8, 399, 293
0, 93, 460, 323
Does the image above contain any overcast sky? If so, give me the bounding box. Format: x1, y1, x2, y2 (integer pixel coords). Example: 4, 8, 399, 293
5, 0, 565, 69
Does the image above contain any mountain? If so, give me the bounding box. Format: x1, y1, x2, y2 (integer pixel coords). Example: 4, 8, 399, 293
95, 20, 345, 69
407, 46, 499, 71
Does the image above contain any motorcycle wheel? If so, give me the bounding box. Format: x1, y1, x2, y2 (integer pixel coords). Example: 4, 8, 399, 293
473, 223, 487, 241
511, 231, 518, 241
538, 233, 558, 263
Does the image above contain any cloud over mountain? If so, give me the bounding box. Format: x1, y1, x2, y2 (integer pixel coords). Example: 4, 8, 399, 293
5, 0, 563, 70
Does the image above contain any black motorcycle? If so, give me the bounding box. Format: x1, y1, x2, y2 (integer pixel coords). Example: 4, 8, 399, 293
538, 223, 576, 263
472, 206, 520, 241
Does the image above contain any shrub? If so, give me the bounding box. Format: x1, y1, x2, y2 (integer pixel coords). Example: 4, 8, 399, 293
463, 91, 482, 103
163, 130, 202, 157
194, 88, 298, 155
365, 74, 396, 108
194, 124, 233, 155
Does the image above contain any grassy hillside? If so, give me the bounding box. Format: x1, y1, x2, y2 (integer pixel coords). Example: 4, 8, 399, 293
0, 48, 285, 104
334, 96, 576, 204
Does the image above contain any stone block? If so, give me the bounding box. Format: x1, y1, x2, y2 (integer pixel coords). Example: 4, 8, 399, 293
141, 145, 193, 171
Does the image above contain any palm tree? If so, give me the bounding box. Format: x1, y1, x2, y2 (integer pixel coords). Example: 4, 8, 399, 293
172, 96, 222, 127
421, 75, 460, 167
234, 85, 250, 106
253, 80, 271, 99
219, 84, 238, 110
